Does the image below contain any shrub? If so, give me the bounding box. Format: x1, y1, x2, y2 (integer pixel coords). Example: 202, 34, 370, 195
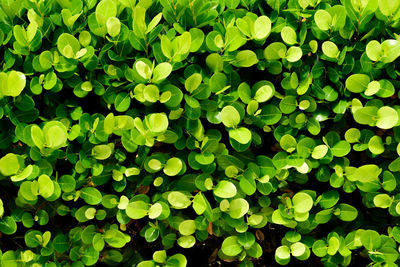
1, 0, 400, 266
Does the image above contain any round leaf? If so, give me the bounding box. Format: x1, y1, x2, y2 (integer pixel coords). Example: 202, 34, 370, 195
376, 106, 398, 129
221, 106, 240, 127
163, 157, 183, 176
228, 198, 249, 219
214, 180, 237, 198
292, 192, 313, 213
346, 74, 370, 93
221, 236, 243, 256
80, 187, 102, 205
126, 201, 149, 219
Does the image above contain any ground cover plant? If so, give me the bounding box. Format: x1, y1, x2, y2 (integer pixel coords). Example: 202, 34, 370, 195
2, 0, 400, 266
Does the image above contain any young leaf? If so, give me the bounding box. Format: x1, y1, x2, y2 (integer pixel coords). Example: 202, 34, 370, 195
152, 63, 172, 84
214, 181, 237, 198
221, 106, 241, 128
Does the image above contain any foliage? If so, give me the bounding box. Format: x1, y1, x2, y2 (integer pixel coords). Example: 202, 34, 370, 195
0, 0, 400, 266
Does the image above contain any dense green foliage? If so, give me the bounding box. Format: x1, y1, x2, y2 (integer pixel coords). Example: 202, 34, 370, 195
1, 0, 400, 266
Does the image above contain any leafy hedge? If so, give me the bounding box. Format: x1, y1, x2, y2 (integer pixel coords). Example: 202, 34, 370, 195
1, 0, 400, 266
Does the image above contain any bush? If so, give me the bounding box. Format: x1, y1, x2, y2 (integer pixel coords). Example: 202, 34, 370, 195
1, 0, 400, 266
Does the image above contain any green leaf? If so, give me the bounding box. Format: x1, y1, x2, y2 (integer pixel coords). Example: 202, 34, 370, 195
148, 203, 163, 219
221, 106, 241, 128
221, 236, 243, 256
312, 240, 328, 257
368, 136, 384, 154
147, 113, 169, 133
336, 203, 358, 221
185, 73, 202, 93
214, 180, 237, 198
1, 71, 26, 97
137, 261, 156, 267
57, 33, 80, 58
232, 50, 258, 67
163, 157, 183, 176
135, 61, 152, 80
280, 96, 297, 114
225, 26, 246, 52
246, 243, 263, 258
253, 82, 275, 103
365, 81, 380, 96
327, 236, 339, 255
314, 10, 332, 31
225, 0, 240, 8
95, 0, 117, 25
360, 230, 381, 250
0, 216, 17, 235
0, 153, 20, 176
166, 254, 187, 267
239, 173, 256, 195
373, 194, 392, 208
80, 187, 102, 205
206, 53, 223, 72
380, 39, 400, 63
382, 171, 396, 192
148, 159, 163, 171
350, 164, 381, 183
0, 199, 3, 218
389, 157, 400, 172
145, 12, 162, 34
312, 145, 328, 159
82, 247, 99, 266
366, 40, 382, 61
331, 141, 351, 157
0, 251, 17, 267
237, 232, 255, 249
322, 41, 339, 58
353, 106, 378, 126
376, 106, 398, 129
345, 74, 370, 93
281, 26, 297, 45
92, 144, 112, 160
264, 42, 287, 60
177, 235, 195, 248
104, 229, 129, 248
286, 47, 302, 62
318, 190, 340, 209
195, 153, 215, 165
152, 63, 172, 84
345, 128, 361, 143
106, 17, 121, 37
38, 174, 54, 199
53, 234, 69, 253
228, 198, 249, 219
143, 85, 159, 103
26, 21, 38, 43
290, 242, 307, 257
114, 92, 131, 112
153, 250, 167, 264
178, 220, 196, 236
275, 245, 291, 263
43, 121, 68, 149
192, 193, 208, 215
292, 192, 313, 213
189, 28, 205, 52
229, 127, 252, 144
19, 181, 37, 202
168, 191, 191, 209
260, 104, 282, 125
280, 134, 297, 153
254, 16, 271, 40
126, 201, 149, 219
